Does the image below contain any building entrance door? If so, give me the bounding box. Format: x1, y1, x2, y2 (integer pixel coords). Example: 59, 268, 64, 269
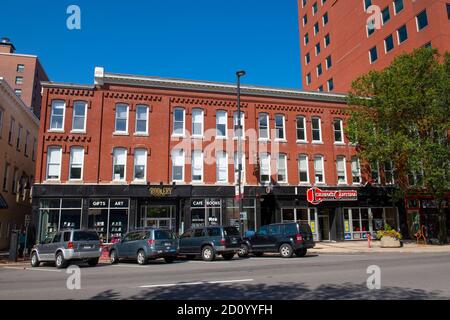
318, 215, 330, 241
140, 205, 176, 232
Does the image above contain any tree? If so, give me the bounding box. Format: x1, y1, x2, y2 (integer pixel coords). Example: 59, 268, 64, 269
346, 48, 450, 244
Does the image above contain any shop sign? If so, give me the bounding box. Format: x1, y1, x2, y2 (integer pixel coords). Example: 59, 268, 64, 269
344, 220, 350, 233
149, 187, 173, 197
89, 199, 109, 209
306, 187, 358, 205
344, 233, 352, 240
191, 199, 221, 208
310, 221, 316, 233
240, 212, 247, 220
111, 199, 129, 208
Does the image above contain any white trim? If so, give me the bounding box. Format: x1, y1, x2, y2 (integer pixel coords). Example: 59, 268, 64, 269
72, 100, 88, 133
336, 156, 347, 185
333, 118, 344, 143
311, 116, 322, 143
298, 154, 310, 184
192, 108, 204, 138
258, 113, 270, 140
69, 146, 84, 181
133, 148, 148, 183
49, 100, 66, 132
46, 146, 62, 181
135, 105, 149, 135
216, 110, 228, 139
274, 114, 286, 141
296, 115, 308, 143
216, 151, 229, 183
114, 104, 129, 134
171, 149, 185, 183
172, 107, 186, 137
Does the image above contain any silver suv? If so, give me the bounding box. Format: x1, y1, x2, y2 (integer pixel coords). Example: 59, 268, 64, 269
31, 230, 102, 269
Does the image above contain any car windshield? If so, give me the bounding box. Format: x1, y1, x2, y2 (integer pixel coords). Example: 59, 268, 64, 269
224, 227, 240, 237
73, 231, 99, 241
154, 230, 175, 240
298, 223, 312, 234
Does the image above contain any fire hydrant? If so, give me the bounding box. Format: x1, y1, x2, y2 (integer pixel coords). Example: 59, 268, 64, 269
367, 233, 372, 248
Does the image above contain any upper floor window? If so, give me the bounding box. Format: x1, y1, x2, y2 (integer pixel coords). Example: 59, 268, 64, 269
216, 151, 228, 183
2, 163, 9, 191
277, 154, 288, 183
314, 22, 319, 35
16, 64, 24, 73
275, 114, 286, 140
24, 131, 30, 156
364, 0, 372, 11
233, 111, 245, 139
234, 152, 245, 183
312, 2, 318, 15
50, 100, 65, 131
369, 46, 378, 63
397, 24, 408, 44
47, 146, 62, 181
336, 156, 347, 184
192, 108, 204, 137
317, 63, 323, 76
8, 117, 15, 145
326, 55, 332, 69
298, 154, 309, 183
305, 52, 311, 65
173, 108, 185, 136
114, 104, 129, 134
15, 76, 23, 85
306, 73, 312, 85
324, 33, 330, 47
333, 119, 344, 143
192, 150, 203, 182
260, 153, 271, 184
367, 19, 375, 36
303, 14, 308, 26
322, 12, 328, 25
311, 117, 322, 142
216, 110, 227, 138
258, 113, 269, 140
315, 42, 321, 55
382, 6, 390, 25
69, 147, 84, 180
385, 34, 394, 53
171, 149, 185, 182
447, 3, 450, 20
314, 155, 325, 184
72, 101, 87, 132
0, 108, 3, 138
351, 157, 362, 184
112, 148, 127, 182
384, 161, 395, 185
416, 10, 428, 31
304, 33, 309, 45
16, 125, 22, 150
327, 78, 334, 91
394, 0, 404, 15
133, 149, 147, 182
135, 105, 149, 135
14, 89, 22, 98
408, 168, 424, 187
32, 138, 37, 162
302, 0, 307, 7
296, 116, 307, 142
370, 161, 380, 184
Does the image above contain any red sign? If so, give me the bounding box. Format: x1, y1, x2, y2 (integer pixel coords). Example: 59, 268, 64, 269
307, 187, 358, 205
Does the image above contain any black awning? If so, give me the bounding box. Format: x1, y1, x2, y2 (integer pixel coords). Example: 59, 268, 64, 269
0, 193, 8, 209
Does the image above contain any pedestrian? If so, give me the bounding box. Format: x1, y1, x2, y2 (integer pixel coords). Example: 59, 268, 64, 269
18, 228, 26, 258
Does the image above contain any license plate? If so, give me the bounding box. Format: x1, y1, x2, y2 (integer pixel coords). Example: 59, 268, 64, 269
83, 245, 92, 249
231, 240, 237, 244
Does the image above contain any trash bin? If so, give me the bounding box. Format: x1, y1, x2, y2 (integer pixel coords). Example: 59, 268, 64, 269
8, 230, 19, 262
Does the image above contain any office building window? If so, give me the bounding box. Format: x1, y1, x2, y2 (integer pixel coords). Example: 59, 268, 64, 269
171, 149, 185, 182
351, 157, 362, 184
17, 64, 24, 73
302, 0, 307, 7
397, 25, 408, 44
306, 73, 312, 85
336, 156, 347, 184
112, 148, 127, 182
385, 35, 394, 52
275, 114, 285, 140
258, 113, 269, 139
324, 33, 330, 47
50, 100, 65, 131
233, 111, 245, 139
298, 155, 309, 183
133, 149, 147, 181
114, 104, 128, 134
314, 155, 325, 183
314, 22, 319, 35
216, 110, 228, 138
47, 146, 62, 180
173, 108, 185, 136
303, 14, 308, 26
304, 33, 309, 45
69, 147, 84, 180
364, 0, 372, 11
382, 7, 390, 24
312, 2, 318, 15
216, 151, 228, 183
14, 89, 22, 97
15, 76, 23, 85
327, 78, 334, 91
333, 119, 344, 143
423, 42, 432, 49
447, 3, 450, 20
416, 10, 428, 31
322, 12, 328, 25
192, 108, 204, 137
318, 86, 324, 92
311, 117, 322, 142
326, 55, 332, 69
315, 43, 321, 55
394, 0, 404, 15
72, 101, 87, 132
317, 63, 323, 76
135, 105, 149, 135
305, 53, 311, 65
260, 153, 271, 184
192, 150, 203, 182
369, 46, 378, 63
367, 19, 375, 36
277, 154, 288, 183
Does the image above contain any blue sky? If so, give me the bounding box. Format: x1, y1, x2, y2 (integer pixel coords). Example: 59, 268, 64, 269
0, 0, 302, 89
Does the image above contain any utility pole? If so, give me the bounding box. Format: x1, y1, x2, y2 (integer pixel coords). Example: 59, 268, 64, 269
236, 70, 246, 236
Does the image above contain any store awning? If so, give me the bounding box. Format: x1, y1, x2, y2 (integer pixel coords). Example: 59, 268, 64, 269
0, 194, 7, 209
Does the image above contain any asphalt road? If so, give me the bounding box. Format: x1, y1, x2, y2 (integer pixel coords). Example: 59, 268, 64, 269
0, 252, 449, 300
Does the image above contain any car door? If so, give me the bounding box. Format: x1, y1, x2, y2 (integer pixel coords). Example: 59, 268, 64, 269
38, 235, 56, 261
268, 224, 282, 252
178, 230, 192, 253
251, 226, 270, 251
119, 232, 135, 258
192, 228, 206, 254
49, 232, 62, 259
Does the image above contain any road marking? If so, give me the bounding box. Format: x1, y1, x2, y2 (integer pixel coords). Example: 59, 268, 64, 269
2, 266, 62, 273
140, 278, 254, 288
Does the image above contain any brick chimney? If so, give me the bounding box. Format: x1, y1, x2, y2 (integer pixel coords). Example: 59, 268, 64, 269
0, 37, 16, 54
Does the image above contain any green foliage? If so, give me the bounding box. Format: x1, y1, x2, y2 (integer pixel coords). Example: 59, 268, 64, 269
376, 223, 402, 240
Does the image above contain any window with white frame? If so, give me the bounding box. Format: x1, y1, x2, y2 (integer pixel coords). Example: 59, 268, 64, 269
394, 0, 404, 14
112, 148, 127, 181
171, 149, 184, 182
416, 10, 428, 31
333, 119, 344, 143
192, 108, 204, 137
258, 113, 269, 140
260, 153, 271, 184
408, 168, 424, 186
50, 100, 65, 131
324, 33, 330, 47
277, 154, 288, 183
216, 110, 227, 138
275, 114, 285, 140
298, 154, 309, 183
312, 2, 318, 15
322, 12, 328, 25
370, 161, 380, 183
216, 151, 228, 183
296, 116, 307, 142
47, 146, 62, 180
173, 108, 185, 136
135, 105, 149, 135
314, 155, 325, 183
233, 111, 245, 139
69, 147, 84, 180
114, 104, 128, 133
72, 101, 87, 132
384, 161, 394, 185
133, 149, 147, 182
191, 150, 203, 182
314, 22, 319, 35
234, 152, 245, 183
311, 117, 322, 142
351, 157, 362, 184
336, 156, 347, 184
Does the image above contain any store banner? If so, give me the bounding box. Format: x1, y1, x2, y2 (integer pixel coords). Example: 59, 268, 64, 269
307, 187, 357, 205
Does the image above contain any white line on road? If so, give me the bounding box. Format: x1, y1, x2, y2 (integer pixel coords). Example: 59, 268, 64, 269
139, 278, 254, 288
2, 266, 62, 273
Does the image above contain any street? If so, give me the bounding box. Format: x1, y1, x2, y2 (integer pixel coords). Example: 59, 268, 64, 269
1, 252, 449, 300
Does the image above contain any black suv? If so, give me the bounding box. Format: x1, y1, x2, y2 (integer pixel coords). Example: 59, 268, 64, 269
239, 222, 315, 258
178, 226, 242, 261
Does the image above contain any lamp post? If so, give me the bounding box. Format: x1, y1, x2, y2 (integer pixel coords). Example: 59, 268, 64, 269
236, 70, 246, 236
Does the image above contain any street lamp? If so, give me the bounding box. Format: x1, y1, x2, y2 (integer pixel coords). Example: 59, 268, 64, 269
236, 70, 246, 236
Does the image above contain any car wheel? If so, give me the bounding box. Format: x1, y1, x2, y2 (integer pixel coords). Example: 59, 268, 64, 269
185, 255, 196, 260
55, 252, 67, 269
295, 248, 307, 257
137, 250, 148, 265
253, 252, 264, 257
237, 244, 249, 258
110, 250, 119, 264
222, 253, 235, 260
201, 246, 215, 261
88, 258, 99, 267
30, 251, 40, 268
164, 257, 175, 264
279, 244, 293, 258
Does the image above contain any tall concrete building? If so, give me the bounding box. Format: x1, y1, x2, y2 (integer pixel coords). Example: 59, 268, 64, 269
0, 37, 49, 117
298, 0, 450, 93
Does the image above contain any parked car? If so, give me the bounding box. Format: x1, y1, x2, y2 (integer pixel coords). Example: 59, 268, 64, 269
30, 229, 102, 269
109, 228, 178, 265
178, 226, 242, 261
238, 222, 315, 258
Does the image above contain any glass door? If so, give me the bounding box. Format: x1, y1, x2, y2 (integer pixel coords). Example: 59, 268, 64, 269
140, 205, 176, 232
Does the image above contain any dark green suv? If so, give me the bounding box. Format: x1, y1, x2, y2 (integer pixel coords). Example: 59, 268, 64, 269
178, 226, 242, 261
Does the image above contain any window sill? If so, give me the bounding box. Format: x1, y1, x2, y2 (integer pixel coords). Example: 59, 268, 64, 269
296, 140, 308, 144
131, 181, 147, 185
334, 142, 346, 146
258, 139, 270, 143
113, 132, 129, 136
48, 130, 65, 133
215, 136, 228, 140
133, 133, 149, 137
70, 130, 86, 134
311, 141, 324, 145
111, 181, 127, 184
191, 135, 204, 140
171, 134, 187, 139
274, 139, 287, 143
44, 180, 61, 184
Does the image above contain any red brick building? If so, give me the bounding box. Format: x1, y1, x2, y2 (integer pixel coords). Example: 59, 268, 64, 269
32, 67, 400, 243
298, 0, 450, 92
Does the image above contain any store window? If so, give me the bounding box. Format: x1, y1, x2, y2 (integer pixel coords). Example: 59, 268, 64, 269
39, 199, 82, 241
225, 198, 257, 233
88, 199, 129, 243
281, 208, 318, 241
190, 199, 222, 228
343, 207, 398, 240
